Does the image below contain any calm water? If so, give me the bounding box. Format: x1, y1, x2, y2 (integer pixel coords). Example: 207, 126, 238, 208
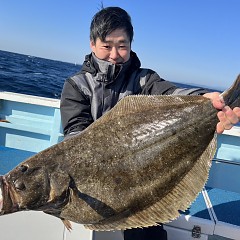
0, 50, 216, 99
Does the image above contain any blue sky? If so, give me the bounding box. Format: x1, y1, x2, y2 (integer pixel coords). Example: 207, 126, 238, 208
1, 0, 240, 90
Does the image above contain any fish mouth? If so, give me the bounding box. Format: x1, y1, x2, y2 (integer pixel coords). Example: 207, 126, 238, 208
0, 176, 20, 215
0, 176, 5, 214
0, 181, 3, 212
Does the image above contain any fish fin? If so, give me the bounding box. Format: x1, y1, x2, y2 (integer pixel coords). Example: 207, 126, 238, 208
84, 135, 216, 231
88, 95, 207, 126
221, 74, 240, 107
62, 219, 72, 231
47, 171, 70, 203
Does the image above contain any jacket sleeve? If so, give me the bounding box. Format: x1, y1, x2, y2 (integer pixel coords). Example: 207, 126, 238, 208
141, 70, 208, 96
60, 78, 94, 138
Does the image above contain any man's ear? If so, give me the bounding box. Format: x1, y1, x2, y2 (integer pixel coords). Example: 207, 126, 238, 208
90, 41, 95, 52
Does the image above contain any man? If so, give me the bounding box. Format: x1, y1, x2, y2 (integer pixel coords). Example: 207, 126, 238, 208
60, 6, 240, 240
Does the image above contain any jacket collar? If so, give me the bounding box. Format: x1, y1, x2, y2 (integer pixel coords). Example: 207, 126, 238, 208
80, 51, 141, 84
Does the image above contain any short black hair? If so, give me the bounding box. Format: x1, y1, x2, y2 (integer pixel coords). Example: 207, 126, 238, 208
90, 7, 134, 44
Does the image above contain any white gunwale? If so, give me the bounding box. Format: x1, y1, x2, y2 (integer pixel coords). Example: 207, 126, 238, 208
0, 91, 60, 108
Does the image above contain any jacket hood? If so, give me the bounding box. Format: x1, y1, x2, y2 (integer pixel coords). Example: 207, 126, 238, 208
80, 51, 141, 84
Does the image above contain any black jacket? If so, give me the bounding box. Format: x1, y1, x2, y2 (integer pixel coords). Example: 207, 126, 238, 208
60, 51, 207, 137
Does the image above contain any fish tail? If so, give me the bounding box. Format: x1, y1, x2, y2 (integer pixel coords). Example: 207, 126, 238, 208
220, 74, 240, 108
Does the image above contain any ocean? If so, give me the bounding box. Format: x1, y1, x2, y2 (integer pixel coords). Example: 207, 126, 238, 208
0, 50, 216, 99
0, 50, 81, 99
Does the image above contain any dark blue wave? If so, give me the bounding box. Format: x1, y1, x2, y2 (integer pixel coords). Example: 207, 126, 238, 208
0, 50, 81, 99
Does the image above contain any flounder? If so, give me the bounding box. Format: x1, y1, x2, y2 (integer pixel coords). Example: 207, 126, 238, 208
0, 74, 240, 231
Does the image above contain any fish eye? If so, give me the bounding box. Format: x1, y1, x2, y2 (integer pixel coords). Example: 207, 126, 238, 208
14, 181, 26, 191
19, 165, 28, 173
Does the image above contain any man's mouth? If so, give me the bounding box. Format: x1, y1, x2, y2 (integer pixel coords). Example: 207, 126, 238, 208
108, 58, 124, 65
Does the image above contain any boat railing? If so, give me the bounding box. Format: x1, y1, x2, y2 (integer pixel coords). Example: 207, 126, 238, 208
0, 91, 63, 153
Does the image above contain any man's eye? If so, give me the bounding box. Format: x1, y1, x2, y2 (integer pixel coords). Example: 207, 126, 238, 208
103, 45, 110, 49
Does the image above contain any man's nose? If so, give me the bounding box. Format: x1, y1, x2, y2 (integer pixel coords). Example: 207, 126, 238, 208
109, 47, 119, 60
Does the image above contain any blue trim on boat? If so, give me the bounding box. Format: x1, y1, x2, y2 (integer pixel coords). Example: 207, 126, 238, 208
206, 187, 240, 226
0, 146, 36, 175
182, 191, 211, 220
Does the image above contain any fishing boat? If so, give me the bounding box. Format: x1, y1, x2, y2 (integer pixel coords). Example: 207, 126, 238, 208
0, 91, 239, 240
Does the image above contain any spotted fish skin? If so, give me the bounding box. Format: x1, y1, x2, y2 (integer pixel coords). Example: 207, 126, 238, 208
0, 75, 240, 231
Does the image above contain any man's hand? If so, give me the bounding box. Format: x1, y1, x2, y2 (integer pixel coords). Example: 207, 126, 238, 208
203, 92, 240, 134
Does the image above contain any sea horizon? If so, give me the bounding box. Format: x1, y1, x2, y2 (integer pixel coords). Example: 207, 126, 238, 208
0, 49, 218, 99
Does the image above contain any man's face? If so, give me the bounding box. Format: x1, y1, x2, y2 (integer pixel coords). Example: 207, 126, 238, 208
90, 28, 131, 64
